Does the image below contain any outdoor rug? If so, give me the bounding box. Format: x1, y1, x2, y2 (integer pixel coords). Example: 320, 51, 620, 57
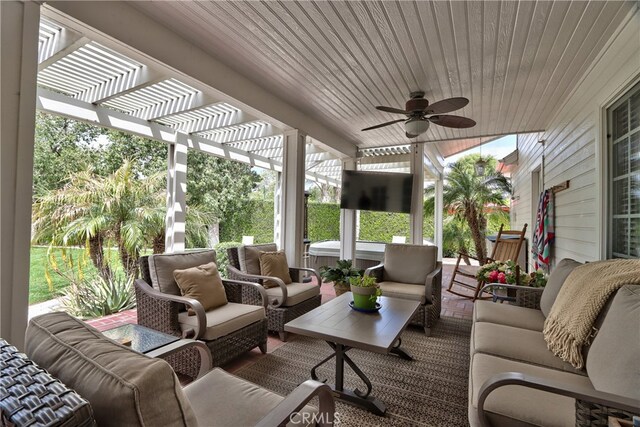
235, 316, 472, 426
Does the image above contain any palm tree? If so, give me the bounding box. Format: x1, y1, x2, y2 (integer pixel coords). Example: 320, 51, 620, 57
33, 161, 167, 279
425, 154, 511, 263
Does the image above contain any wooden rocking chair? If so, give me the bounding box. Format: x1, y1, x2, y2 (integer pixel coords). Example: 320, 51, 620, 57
447, 224, 527, 301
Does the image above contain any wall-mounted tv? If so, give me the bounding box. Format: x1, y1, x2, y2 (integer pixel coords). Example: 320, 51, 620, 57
340, 170, 413, 213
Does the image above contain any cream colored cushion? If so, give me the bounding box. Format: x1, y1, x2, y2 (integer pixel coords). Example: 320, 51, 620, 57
470, 353, 594, 427
265, 282, 320, 306
539, 258, 582, 317
378, 281, 427, 304
473, 300, 545, 331
25, 312, 197, 427
473, 322, 584, 374
383, 244, 437, 285
238, 243, 277, 274
259, 250, 292, 288
185, 368, 317, 427
174, 262, 227, 312
148, 250, 216, 295
586, 285, 640, 400
178, 303, 265, 341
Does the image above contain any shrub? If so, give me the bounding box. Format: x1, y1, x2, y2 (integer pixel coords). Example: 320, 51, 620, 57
308, 202, 340, 241
214, 241, 241, 278
60, 275, 135, 319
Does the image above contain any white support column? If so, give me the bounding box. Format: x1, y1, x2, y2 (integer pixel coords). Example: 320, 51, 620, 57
0, 1, 40, 349
340, 159, 357, 262
165, 133, 188, 252
279, 130, 306, 266
409, 143, 425, 245
434, 177, 444, 260
273, 172, 282, 247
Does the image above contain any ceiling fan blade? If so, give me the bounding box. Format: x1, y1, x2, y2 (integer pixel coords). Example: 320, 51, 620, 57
376, 106, 409, 115
406, 132, 419, 139
426, 97, 469, 114
429, 114, 476, 129
361, 118, 405, 131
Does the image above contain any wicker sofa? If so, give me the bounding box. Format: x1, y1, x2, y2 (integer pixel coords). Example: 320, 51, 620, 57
4, 312, 334, 427
469, 259, 640, 426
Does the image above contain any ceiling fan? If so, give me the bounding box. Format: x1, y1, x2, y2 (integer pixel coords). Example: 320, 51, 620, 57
362, 91, 476, 138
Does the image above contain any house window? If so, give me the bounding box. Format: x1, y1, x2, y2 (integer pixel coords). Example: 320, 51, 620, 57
608, 82, 640, 258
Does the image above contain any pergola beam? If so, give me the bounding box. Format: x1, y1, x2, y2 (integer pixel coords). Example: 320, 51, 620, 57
147, 92, 224, 121
38, 32, 89, 71
44, 1, 358, 158
84, 66, 165, 105
36, 88, 280, 169
36, 88, 346, 187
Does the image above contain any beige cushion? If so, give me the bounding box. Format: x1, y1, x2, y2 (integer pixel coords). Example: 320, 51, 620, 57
265, 282, 320, 307
473, 300, 545, 331
148, 250, 217, 295
25, 312, 197, 427
378, 281, 427, 304
178, 302, 265, 341
259, 250, 292, 288
470, 353, 594, 427
174, 262, 228, 312
382, 244, 437, 284
586, 285, 640, 400
184, 368, 317, 427
238, 243, 278, 274
473, 322, 584, 374
539, 258, 582, 317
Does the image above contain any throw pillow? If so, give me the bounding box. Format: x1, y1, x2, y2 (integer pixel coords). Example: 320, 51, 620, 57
173, 262, 227, 314
259, 251, 292, 289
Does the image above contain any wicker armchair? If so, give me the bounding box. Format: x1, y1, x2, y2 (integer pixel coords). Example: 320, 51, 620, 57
227, 244, 322, 341
364, 244, 442, 335
135, 250, 268, 379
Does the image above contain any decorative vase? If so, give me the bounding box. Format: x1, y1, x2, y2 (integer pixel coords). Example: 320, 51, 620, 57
334, 282, 350, 296
350, 284, 378, 310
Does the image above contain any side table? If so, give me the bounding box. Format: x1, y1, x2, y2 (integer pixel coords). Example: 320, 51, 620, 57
103, 324, 212, 379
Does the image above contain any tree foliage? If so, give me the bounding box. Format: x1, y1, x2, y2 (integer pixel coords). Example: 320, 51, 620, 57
32, 161, 167, 279
425, 154, 511, 262
186, 151, 260, 246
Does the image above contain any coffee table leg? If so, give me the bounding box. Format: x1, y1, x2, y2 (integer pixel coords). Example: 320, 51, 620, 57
310, 352, 336, 382
390, 337, 413, 361
325, 342, 386, 416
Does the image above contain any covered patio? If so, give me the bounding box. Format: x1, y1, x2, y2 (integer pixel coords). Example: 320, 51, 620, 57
1, 1, 638, 426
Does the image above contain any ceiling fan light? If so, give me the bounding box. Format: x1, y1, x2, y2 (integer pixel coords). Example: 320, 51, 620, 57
404, 118, 429, 136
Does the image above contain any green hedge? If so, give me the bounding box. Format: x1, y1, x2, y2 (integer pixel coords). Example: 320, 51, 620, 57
220, 200, 273, 243
213, 241, 241, 278
220, 200, 440, 244
308, 202, 340, 241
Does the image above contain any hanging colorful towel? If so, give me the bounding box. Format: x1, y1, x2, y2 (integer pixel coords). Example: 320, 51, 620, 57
532, 189, 555, 271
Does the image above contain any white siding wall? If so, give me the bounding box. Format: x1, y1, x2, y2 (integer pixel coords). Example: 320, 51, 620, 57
510, 9, 640, 266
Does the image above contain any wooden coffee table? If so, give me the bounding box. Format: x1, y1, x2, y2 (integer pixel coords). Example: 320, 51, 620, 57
284, 292, 419, 416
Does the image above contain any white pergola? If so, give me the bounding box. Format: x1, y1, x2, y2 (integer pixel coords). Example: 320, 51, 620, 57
1, 2, 447, 348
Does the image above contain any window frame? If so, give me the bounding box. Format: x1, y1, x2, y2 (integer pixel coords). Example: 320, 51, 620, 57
606, 81, 640, 259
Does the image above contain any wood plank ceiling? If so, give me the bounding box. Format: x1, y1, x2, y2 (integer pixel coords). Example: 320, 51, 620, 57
132, 1, 634, 155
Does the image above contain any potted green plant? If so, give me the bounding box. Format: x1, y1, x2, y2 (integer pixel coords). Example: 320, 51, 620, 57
319, 259, 363, 296
349, 275, 382, 310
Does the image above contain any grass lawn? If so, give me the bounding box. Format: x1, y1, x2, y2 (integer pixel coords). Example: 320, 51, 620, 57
29, 246, 124, 305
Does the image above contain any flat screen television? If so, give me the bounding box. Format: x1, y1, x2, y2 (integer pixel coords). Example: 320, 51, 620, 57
340, 170, 413, 213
